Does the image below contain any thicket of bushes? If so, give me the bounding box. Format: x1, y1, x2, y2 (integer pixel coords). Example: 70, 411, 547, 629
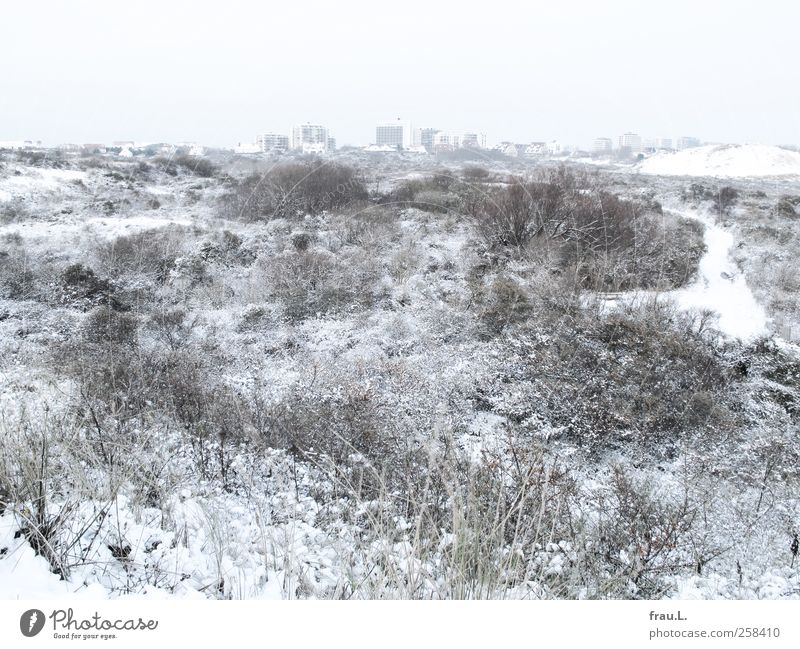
152, 154, 217, 178
467, 168, 705, 291
220, 161, 368, 221
378, 170, 463, 213
519, 300, 734, 449
256, 247, 385, 320
683, 182, 739, 215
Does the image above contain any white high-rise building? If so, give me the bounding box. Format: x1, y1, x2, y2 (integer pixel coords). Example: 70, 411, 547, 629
430, 130, 487, 152
618, 132, 642, 154
256, 133, 290, 152
291, 123, 333, 153
376, 120, 413, 149
432, 131, 460, 151
592, 137, 613, 154
415, 128, 439, 151
655, 137, 673, 150
677, 136, 701, 150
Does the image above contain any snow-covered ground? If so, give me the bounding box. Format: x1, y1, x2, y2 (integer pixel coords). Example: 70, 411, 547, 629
669, 207, 768, 339
0, 167, 86, 200
1, 153, 799, 601
597, 206, 769, 341
638, 144, 800, 178
0, 214, 193, 241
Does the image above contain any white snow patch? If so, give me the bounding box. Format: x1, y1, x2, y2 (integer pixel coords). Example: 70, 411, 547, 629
0, 168, 86, 201
144, 185, 175, 196
638, 144, 800, 178
596, 207, 768, 341
669, 208, 768, 340
0, 215, 193, 241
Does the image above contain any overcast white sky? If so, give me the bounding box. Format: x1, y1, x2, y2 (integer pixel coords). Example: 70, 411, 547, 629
1, 0, 798, 148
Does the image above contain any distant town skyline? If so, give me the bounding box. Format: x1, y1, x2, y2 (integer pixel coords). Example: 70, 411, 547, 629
2, 115, 794, 154
2, 1, 798, 150
0, 124, 752, 156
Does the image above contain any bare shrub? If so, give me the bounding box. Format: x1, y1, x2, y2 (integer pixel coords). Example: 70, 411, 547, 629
291, 232, 312, 252
94, 226, 189, 283
484, 299, 735, 450
259, 248, 383, 320
462, 165, 491, 182
468, 167, 582, 249
473, 274, 533, 336
0, 245, 39, 300
147, 307, 195, 350
174, 154, 217, 178
716, 186, 739, 215
0, 198, 31, 224
328, 205, 400, 249
265, 383, 382, 461
82, 306, 138, 346
577, 466, 696, 597
380, 171, 460, 213
220, 161, 368, 221
470, 168, 704, 291
775, 196, 799, 219
59, 263, 125, 311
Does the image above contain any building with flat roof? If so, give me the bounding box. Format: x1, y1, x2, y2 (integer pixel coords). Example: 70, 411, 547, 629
430, 130, 487, 152
291, 123, 334, 153
415, 128, 439, 152
655, 137, 673, 150
461, 132, 487, 149
677, 136, 701, 150
257, 133, 290, 153
592, 137, 613, 154
618, 132, 642, 154
376, 119, 412, 149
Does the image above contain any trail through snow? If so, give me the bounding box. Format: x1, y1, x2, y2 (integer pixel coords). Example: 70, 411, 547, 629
599, 207, 768, 341
667, 208, 768, 340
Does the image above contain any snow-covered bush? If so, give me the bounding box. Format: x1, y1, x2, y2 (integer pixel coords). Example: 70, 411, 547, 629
94, 226, 190, 285
0, 242, 39, 299
220, 161, 368, 221
469, 167, 704, 291
258, 247, 384, 320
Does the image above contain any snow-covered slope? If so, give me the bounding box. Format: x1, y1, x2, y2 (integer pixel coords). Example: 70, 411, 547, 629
638, 144, 800, 178
668, 208, 768, 340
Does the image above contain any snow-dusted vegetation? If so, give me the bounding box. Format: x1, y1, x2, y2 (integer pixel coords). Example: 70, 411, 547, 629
1, 147, 799, 600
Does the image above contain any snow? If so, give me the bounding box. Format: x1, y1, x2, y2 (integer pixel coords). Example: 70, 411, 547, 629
144, 184, 175, 196
0, 168, 86, 201
235, 143, 261, 154
638, 144, 800, 178
596, 207, 768, 341
363, 144, 397, 152
0, 516, 111, 599
0, 214, 193, 241
668, 208, 768, 340
1, 152, 798, 601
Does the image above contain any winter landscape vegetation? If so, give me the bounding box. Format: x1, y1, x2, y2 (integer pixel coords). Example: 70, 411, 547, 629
1, 138, 799, 600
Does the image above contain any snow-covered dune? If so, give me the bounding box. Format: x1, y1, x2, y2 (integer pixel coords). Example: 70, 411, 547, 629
638, 144, 800, 178
0, 167, 86, 201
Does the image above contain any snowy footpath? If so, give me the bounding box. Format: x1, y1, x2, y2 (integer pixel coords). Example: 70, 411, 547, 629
665, 207, 768, 341
599, 206, 769, 342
